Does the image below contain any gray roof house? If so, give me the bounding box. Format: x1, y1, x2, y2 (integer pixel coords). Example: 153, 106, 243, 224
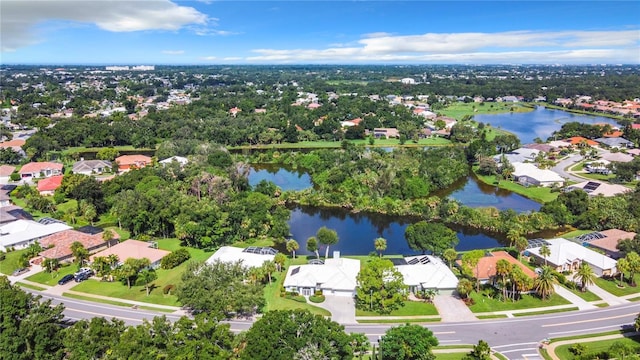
72, 160, 112, 176
493, 148, 541, 164
595, 137, 634, 149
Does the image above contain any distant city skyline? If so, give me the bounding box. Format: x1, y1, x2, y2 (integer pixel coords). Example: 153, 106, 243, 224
1, 1, 639, 65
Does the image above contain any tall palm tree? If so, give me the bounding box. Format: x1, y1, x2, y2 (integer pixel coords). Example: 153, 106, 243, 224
443, 248, 457, 269
515, 237, 529, 260
575, 262, 596, 292
306, 237, 320, 259
495, 259, 511, 302
617, 257, 629, 285
286, 239, 299, 259
374, 238, 387, 258
534, 266, 557, 300
539, 244, 551, 266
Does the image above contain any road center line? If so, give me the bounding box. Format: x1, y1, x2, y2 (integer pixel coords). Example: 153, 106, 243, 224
542, 313, 634, 327
548, 324, 623, 335
492, 342, 538, 349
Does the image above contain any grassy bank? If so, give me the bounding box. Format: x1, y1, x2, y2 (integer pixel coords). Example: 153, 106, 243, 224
537, 103, 628, 122
472, 166, 559, 203
440, 102, 533, 120
554, 334, 640, 360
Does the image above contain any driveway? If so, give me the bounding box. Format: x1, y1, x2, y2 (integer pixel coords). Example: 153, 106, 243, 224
432, 294, 477, 322
551, 154, 585, 182
313, 295, 356, 324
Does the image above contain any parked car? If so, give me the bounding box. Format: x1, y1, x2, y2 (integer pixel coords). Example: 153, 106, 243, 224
12, 268, 29, 276
58, 274, 75, 285
74, 268, 93, 282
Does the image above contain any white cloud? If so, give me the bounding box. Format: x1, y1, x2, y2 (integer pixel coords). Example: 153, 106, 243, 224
162, 50, 185, 55
1, 0, 208, 51
246, 29, 640, 63
222, 57, 242, 61
200, 56, 217, 60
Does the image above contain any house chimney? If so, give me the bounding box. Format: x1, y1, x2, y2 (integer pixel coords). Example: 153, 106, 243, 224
333, 251, 340, 259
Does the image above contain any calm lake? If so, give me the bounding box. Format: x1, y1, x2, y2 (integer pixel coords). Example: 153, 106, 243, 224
473, 106, 620, 144
248, 165, 532, 255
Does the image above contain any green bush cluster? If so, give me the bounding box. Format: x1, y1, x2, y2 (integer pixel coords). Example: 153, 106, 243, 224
284, 293, 306, 303
163, 284, 175, 295
309, 295, 325, 303
160, 248, 191, 269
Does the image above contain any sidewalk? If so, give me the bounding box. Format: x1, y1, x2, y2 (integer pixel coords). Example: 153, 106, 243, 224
543, 332, 640, 360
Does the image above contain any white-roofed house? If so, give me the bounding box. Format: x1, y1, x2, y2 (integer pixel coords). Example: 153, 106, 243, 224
0, 219, 72, 252
492, 148, 541, 164
205, 246, 277, 269
527, 238, 617, 277
393, 255, 458, 295
159, 156, 189, 167
512, 162, 565, 187
283, 251, 360, 297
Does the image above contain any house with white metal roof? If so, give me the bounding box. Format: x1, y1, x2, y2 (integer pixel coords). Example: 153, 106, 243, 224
512, 162, 565, 187
0, 219, 71, 252
283, 252, 360, 297
527, 238, 617, 277
393, 255, 458, 295
205, 246, 277, 269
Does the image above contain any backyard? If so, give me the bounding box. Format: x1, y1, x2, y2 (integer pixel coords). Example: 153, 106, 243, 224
473, 168, 559, 203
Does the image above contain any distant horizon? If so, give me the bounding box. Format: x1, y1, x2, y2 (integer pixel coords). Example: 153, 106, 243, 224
2, 63, 638, 67
2, 1, 638, 65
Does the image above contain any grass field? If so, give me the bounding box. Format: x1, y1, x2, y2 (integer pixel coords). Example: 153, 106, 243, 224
27, 264, 78, 286
355, 300, 439, 317
440, 102, 533, 120
0, 248, 29, 275
473, 167, 559, 203
564, 286, 601, 302
62, 293, 175, 312
70, 238, 213, 306
594, 275, 640, 297
558, 229, 593, 239
554, 334, 640, 360
468, 292, 570, 313
356, 318, 441, 324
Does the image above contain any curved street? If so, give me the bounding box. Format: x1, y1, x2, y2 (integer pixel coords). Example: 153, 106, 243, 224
32, 289, 640, 360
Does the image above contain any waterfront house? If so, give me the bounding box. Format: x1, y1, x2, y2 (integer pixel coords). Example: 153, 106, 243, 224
527, 238, 617, 277
283, 252, 359, 297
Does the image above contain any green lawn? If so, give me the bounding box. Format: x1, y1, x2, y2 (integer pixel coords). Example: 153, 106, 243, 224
468, 292, 570, 313
554, 335, 640, 360
580, 173, 616, 181
558, 229, 593, 239
357, 318, 441, 324
263, 256, 331, 316
27, 264, 78, 286
63, 293, 175, 312
356, 300, 438, 316
473, 168, 558, 203
229, 137, 452, 150
0, 248, 29, 275
433, 353, 468, 360
440, 102, 533, 120
594, 275, 640, 296
563, 286, 601, 301
70, 239, 214, 306
16, 282, 46, 291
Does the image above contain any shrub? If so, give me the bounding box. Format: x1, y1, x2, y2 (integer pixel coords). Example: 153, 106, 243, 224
0, 252, 5, 261
309, 295, 325, 303
160, 248, 191, 269
163, 284, 176, 295
285, 293, 306, 303
314, 290, 323, 296
552, 270, 567, 285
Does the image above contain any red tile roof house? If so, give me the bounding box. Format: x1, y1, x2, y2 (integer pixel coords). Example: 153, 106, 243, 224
19, 162, 63, 179
89, 240, 170, 269
456, 251, 537, 285
37, 175, 63, 196
115, 155, 152, 173
38, 229, 120, 263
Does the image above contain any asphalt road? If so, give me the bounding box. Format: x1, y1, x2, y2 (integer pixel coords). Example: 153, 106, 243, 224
551, 154, 585, 183
36, 291, 640, 360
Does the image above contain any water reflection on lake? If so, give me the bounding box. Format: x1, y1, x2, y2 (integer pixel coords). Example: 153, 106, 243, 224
473, 106, 620, 144
288, 206, 504, 256
248, 164, 312, 191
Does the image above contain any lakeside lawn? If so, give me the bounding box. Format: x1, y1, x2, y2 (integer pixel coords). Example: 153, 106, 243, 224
70, 238, 213, 306
558, 229, 593, 239
263, 256, 331, 316
472, 167, 559, 203
468, 292, 570, 313
0, 248, 29, 275
594, 275, 640, 297
440, 102, 533, 120
229, 137, 452, 150
554, 334, 640, 360
355, 300, 439, 317
27, 263, 78, 286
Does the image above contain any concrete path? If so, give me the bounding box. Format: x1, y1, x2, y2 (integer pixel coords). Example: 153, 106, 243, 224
587, 283, 630, 306
313, 295, 357, 324
433, 294, 477, 322
553, 285, 597, 310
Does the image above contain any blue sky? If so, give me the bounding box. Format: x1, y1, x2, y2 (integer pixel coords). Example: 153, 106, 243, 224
1, 1, 639, 64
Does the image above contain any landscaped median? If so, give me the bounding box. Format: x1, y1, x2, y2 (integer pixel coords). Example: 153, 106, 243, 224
540, 330, 640, 360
